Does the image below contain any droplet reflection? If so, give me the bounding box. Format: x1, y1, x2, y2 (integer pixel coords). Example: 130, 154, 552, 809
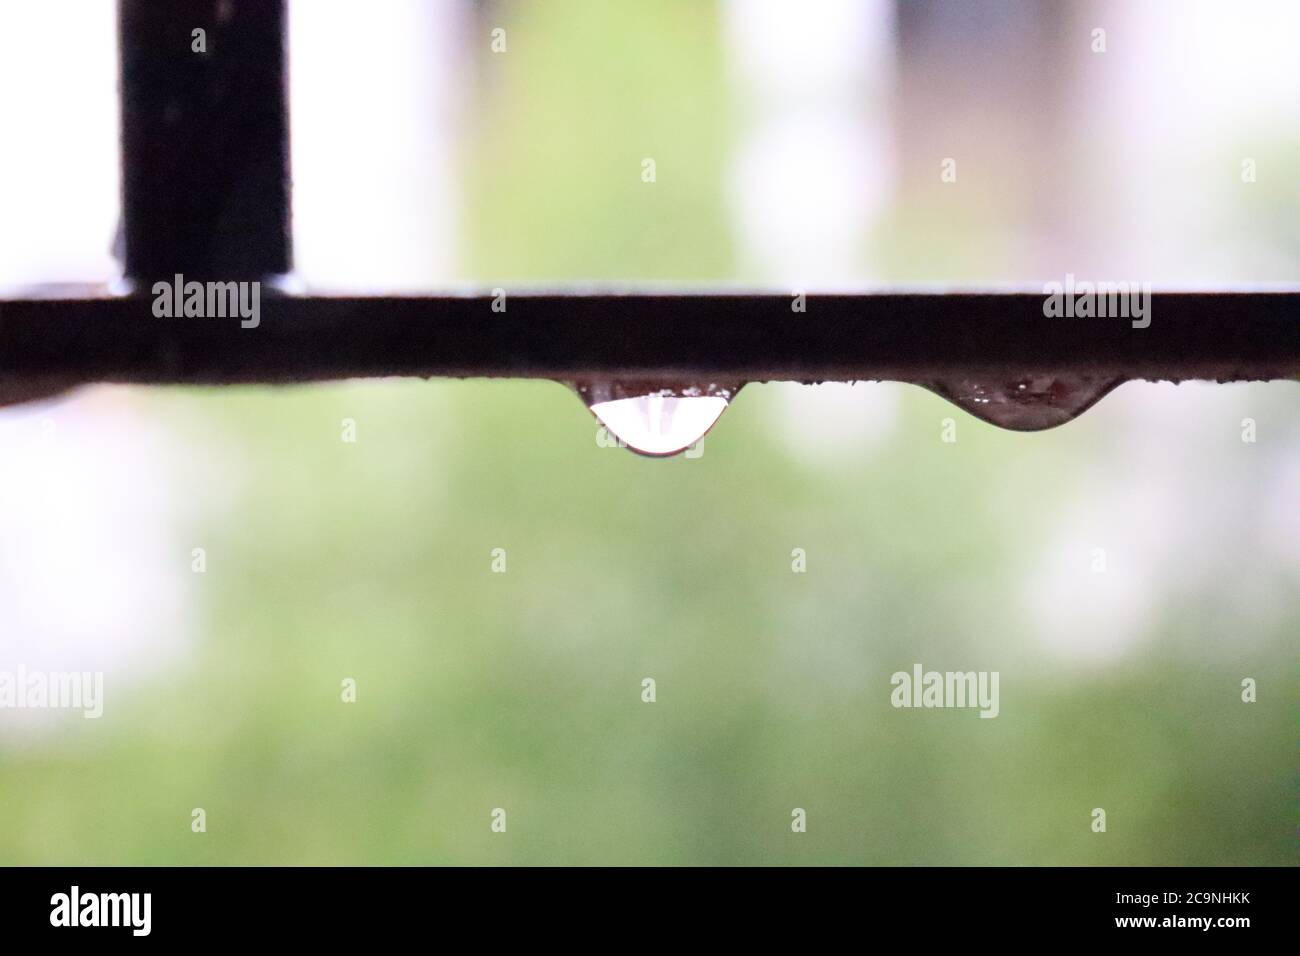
571, 381, 741, 457
923, 374, 1122, 431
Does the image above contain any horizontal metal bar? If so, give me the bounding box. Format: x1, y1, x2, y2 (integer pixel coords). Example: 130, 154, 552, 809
0, 291, 1296, 392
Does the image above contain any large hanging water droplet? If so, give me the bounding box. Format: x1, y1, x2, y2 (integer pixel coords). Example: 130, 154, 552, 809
571, 380, 742, 457
923, 373, 1122, 431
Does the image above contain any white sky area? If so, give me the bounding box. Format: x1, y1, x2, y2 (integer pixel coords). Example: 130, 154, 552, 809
0, 2, 119, 287
289, 0, 465, 290
723, 0, 895, 287
1073, 0, 1300, 282
0, 390, 203, 741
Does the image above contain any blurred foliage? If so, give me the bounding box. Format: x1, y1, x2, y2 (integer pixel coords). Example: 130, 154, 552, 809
462, 0, 733, 282
0, 375, 1295, 865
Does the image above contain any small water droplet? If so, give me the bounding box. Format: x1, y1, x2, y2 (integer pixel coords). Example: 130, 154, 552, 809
924, 373, 1121, 431
571, 380, 742, 457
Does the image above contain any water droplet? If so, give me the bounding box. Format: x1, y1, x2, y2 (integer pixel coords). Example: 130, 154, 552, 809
924, 373, 1121, 431
571, 380, 742, 457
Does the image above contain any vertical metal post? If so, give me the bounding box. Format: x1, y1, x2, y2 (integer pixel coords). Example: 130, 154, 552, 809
118, 0, 291, 283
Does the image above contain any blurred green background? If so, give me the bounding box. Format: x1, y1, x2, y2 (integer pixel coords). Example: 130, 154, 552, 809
0, 0, 1297, 865
1, 375, 1295, 865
